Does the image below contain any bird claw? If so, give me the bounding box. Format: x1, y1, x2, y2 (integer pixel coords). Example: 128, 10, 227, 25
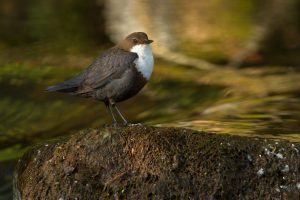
102, 123, 117, 128
123, 122, 130, 126
112, 122, 118, 127
128, 123, 142, 127
102, 121, 132, 128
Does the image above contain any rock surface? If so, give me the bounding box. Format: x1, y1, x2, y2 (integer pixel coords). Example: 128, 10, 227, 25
14, 126, 300, 199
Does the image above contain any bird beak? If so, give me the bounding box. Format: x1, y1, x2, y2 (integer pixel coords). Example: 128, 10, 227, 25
145, 39, 153, 44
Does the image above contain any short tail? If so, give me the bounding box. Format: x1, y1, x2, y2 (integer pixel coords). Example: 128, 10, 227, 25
46, 83, 78, 92
46, 73, 84, 93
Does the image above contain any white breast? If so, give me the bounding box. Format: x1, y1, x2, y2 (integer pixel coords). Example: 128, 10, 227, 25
130, 44, 154, 80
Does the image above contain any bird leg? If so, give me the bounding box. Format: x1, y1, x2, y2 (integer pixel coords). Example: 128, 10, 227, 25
105, 102, 118, 126
112, 104, 129, 126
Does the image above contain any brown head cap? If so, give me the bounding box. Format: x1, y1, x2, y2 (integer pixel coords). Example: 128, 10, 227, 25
119, 32, 153, 51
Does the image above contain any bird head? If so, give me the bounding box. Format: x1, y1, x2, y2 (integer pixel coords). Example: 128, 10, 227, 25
119, 32, 153, 51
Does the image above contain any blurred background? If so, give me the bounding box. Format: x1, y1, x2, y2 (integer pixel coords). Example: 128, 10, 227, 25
1, 0, 300, 198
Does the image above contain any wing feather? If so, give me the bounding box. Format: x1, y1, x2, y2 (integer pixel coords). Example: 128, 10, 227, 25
77, 47, 138, 94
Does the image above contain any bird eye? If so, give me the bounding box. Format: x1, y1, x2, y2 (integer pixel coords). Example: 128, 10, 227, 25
132, 38, 138, 43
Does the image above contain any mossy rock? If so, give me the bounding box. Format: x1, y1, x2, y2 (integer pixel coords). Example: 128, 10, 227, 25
14, 126, 300, 199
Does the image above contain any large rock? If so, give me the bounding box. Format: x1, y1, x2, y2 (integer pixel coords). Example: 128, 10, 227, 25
14, 126, 300, 199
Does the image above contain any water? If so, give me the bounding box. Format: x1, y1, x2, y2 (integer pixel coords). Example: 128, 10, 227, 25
1, 63, 300, 198
162, 67, 300, 141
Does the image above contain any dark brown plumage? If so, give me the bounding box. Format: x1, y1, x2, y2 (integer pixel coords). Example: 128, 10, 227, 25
47, 32, 154, 125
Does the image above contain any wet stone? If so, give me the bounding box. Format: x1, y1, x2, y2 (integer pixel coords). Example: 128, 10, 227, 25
14, 126, 300, 199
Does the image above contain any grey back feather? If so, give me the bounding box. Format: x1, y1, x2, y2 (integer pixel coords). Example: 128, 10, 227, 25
46, 47, 138, 95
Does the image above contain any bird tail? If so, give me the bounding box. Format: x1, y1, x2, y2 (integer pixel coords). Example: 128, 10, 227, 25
46, 73, 84, 93
46, 83, 78, 93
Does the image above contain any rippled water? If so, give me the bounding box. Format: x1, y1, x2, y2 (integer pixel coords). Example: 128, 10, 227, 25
1, 63, 300, 198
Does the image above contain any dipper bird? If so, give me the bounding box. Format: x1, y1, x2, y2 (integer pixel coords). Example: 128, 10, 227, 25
47, 32, 154, 125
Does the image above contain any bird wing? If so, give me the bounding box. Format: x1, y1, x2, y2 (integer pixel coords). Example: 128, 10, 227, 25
77, 47, 138, 94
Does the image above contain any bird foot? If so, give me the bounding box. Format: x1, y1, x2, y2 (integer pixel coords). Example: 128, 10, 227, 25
102, 122, 119, 128
102, 122, 139, 128
112, 122, 118, 127
122, 122, 130, 126
128, 123, 143, 126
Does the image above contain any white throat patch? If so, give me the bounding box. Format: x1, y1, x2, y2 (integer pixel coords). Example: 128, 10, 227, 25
130, 44, 154, 80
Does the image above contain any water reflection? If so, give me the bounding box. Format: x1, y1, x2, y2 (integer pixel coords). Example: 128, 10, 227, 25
162, 91, 300, 141
0, 160, 16, 199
